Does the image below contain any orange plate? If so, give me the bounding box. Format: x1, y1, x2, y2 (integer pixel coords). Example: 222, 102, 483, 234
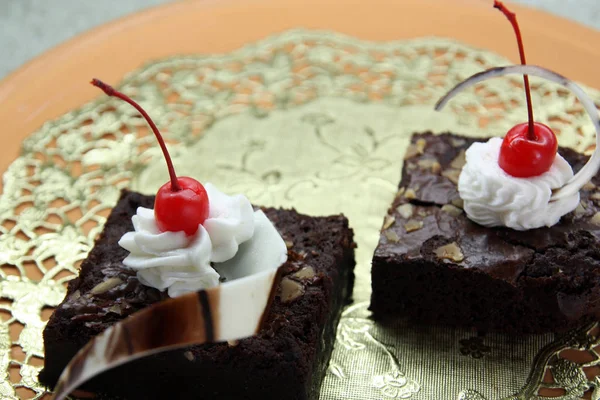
1, 0, 599, 193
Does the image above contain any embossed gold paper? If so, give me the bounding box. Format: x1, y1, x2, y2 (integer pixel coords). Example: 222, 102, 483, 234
0, 31, 599, 399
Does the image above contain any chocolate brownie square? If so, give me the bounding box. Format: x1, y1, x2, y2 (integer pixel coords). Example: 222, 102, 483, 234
370, 132, 600, 334
40, 190, 355, 399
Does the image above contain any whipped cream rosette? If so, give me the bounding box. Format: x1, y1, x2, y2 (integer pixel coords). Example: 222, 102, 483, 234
457, 137, 579, 230
436, 65, 600, 230
118, 183, 286, 297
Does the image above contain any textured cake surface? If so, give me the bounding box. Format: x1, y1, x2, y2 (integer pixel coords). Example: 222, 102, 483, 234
371, 132, 600, 334
40, 191, 355, 399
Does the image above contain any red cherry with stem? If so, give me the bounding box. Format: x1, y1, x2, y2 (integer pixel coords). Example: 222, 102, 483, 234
153, 176, 209, 235
498, 122, 557, 177
91, 79, 209, 235
494, 1, 558, 178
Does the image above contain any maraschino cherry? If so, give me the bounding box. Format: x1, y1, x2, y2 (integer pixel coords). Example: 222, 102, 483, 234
494, 1, 558, 178
91, 79, 209, 235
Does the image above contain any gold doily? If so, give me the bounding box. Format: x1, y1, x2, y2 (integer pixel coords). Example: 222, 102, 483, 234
1, 30, 599, 399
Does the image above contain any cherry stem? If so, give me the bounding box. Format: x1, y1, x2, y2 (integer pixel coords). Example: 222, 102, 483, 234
494, 1, 536, 140
91, 79, 181, 192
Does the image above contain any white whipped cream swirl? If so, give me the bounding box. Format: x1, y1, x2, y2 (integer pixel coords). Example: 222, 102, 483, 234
118, 183, 287, 297
458, 137, 580, 230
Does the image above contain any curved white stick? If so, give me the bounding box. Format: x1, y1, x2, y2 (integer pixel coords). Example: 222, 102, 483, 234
435, 65, 600, 201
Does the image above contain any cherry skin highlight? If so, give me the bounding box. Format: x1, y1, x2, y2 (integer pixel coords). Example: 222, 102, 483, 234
494, 1, 558, 178
498, 122, 558, 178
91, 79, 209, 235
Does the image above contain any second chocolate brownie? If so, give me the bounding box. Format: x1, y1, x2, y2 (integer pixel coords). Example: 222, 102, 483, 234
370, 132, 600, 334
